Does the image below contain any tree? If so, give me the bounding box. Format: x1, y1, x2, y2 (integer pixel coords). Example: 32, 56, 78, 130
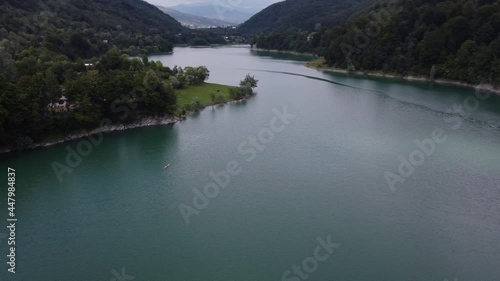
418, 30, 447, 67
99, 48, 123, 71
240, 74, 258, 89
196, 66, 210, 84
0, 48, 16, 81
184, 66, 210, 85
430, 65, 436, 80
16, 55, 38, 77
210, 92, 216, 107
189, 38, 209, 46
462, 1, 476, 18
229, 87, 244, 100
171, 77, 181, 89
159, 81, 176, 111
192, 97, 203, 111
143, 69, 160, 91
474, 23, 496, 44
70, 33, 92, 58
240, 84, 253, 96
184, 67, 197, 85
215, 94, 225, 104
456, 40, 478, 68
44, 68, 60, 101
176, 73, 187, 89
74, 94, 101, 128
443, 16, 471, 49
347, 64, 356, 73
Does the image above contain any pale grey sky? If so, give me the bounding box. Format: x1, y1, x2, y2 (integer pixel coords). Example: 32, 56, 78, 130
145, 0, 282, 12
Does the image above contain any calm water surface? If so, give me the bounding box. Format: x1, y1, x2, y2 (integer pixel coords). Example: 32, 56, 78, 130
1, 46, 500, 281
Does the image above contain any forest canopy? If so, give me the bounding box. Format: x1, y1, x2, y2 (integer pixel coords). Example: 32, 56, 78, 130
249, 0, 500, 85
0, 0, 227, 151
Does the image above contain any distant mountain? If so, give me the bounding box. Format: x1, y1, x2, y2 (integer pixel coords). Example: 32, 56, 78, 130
157, 6, 236, 28
239, 0, 370, 33
169, 3, 254, 24
0, 0, 185, 58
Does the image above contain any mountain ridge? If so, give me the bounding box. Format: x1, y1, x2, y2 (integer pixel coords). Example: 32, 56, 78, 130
169, 3, 254, 23
248, 0, 500, 86
157, 6, 237, 28
0, 0, 186, 59
239, 0, 371, 33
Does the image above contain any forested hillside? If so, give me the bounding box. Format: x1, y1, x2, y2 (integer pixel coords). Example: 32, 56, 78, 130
0, 0, 185, 61
239, 0, 370, 34
251, 0, 500, 85
0, 0, 217, 151
322, 0, 500, 84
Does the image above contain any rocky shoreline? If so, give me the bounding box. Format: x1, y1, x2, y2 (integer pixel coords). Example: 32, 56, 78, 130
0, 116, 181, 154
250, 49, 500, 95
306, 59, 500, 95
0, 85, 254, 155
250, 46, 316, 57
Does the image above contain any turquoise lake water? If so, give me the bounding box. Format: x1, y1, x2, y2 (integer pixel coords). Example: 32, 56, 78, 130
1, 46, 500, 281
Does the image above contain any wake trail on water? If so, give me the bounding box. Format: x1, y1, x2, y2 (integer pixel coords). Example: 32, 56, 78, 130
240, 69, 500, 131
164, 134, 205, 168
239, 69, 386, 95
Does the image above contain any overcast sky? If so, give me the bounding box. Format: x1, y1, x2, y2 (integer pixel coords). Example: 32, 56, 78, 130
144, 0, 282, 11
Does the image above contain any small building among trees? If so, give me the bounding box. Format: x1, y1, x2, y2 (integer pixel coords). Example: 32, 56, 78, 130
47, 95, 77, 112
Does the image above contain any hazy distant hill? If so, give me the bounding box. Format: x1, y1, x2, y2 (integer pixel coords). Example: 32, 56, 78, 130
157, 6, 236, 28
240, 0, 369, 33
170, 3, 254, 24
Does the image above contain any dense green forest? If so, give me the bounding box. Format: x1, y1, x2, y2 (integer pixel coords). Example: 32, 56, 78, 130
0, 0, 226, 69
0, 0, 184, 60
0, 0, 228, 151
0, 47, 215, 150
239, 0, 369, 34
250, 0, 500, 85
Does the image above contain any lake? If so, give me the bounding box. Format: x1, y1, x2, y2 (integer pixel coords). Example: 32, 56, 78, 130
1, 46, 500, 281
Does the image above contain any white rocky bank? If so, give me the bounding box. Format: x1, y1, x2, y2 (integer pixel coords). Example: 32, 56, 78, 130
0, 116, 181, 154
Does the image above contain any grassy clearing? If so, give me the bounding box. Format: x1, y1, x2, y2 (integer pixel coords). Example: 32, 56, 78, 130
306, 57, 328, 69
176, 83, 237, 108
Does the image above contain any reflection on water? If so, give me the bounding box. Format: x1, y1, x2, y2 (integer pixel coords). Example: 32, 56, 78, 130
1, 46, 500, 281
